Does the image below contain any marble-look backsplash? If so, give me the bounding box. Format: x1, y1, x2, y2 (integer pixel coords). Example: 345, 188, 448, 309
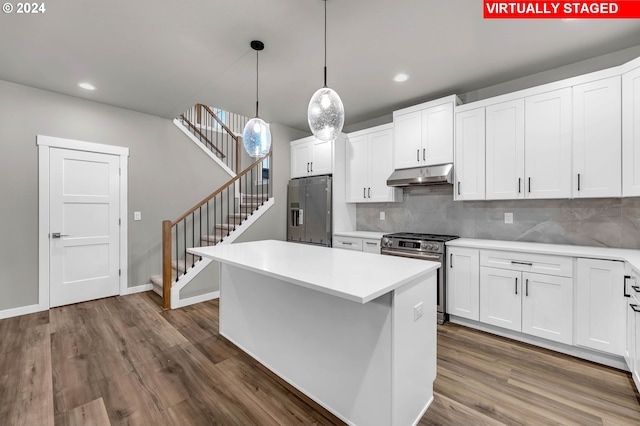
356, 185, 640, 249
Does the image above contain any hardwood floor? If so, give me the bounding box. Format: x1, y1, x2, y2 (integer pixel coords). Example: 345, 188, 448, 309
0, 292, 638, 425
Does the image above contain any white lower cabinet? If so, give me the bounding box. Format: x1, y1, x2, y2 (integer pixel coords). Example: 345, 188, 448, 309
447, 247, 480, 321
576, 258, 626, 356
333, 235, 381, 254
478, 249, 574, 345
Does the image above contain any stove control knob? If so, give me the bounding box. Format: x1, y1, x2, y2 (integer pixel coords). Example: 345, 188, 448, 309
382, 238, 392, 247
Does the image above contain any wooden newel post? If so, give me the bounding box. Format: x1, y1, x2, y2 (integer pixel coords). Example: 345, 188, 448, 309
162, 220, 172, 310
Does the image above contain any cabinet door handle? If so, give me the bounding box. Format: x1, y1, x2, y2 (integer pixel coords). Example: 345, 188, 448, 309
511, 261, 533, 266
515, 277, 518, 295
363, 188, 366, 199
342, 242, 353, 246
526, 278, 529, 297
307, 162, 310, 172
457, 182, 461, 195
528, 177, 531, 193
450, 253, 453, 268
368, 187, 371, 198
366, 242, 377, 246
310, 162, 313, 172
577, 173, 581, 191
423, 148, 426, 161
624, 275, 631, 297
416, 149, 420, 162
632, 304, 640, 313
518, 178, 521, 193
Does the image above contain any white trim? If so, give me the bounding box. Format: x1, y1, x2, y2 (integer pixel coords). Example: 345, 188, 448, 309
172, 290, 220, 309
120, 283, 153, 296
0, 303, 47, 321
173, 119, 236, 178
36, 135, 129, 157
37, 135, 129, 311
171, 197, 275, 309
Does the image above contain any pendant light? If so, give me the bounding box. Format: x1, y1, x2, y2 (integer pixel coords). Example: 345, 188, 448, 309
242, 40, 272, 158
307, 0, 344, 142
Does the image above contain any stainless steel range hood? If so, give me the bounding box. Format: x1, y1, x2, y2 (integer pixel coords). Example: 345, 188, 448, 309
386, 163, 454, 187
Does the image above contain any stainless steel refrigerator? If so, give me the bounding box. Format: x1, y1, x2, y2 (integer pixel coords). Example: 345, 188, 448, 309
287, 175, 332, 247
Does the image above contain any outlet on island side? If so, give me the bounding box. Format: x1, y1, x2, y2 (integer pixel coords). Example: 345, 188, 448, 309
380, 211, 385, 220
413, 302, 424, 321
504, 212, 513, 224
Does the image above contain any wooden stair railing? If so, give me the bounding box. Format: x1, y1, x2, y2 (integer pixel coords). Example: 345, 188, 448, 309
179, 104, 242, 173
162, 151, 272, 310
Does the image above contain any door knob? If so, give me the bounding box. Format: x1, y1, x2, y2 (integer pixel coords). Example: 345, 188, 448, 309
51, 233, 69, 239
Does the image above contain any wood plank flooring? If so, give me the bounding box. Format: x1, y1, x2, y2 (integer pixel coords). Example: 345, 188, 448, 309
0, 292, 638, 425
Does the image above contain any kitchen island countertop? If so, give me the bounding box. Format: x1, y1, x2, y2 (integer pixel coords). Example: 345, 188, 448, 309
189, 239, 439, 304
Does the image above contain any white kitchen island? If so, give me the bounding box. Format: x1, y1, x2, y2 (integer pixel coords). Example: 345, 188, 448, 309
189, 240, 439, 426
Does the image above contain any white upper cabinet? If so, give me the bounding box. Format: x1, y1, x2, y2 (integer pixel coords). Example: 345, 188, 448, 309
290, 137, 333, 178
572, 76, 622, 198
346, 124, 400, 203
393, 95, 460, 170
485, 99, 525, 200
524, 88, 572, 199
623, 63, 640, 196
454, 108, 485, 201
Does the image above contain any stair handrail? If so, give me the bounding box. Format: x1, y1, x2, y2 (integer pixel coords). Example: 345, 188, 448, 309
162, 151, 272, 309
179, 104, 243, 173
180, 114, 226, 158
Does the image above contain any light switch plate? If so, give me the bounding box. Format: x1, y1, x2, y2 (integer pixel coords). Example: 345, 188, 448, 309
134, 211, 142, 221
380, 212, 385, 220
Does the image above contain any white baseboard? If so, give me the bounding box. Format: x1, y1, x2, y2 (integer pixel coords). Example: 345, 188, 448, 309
0, 303, 48, 321
120, 284, 153, 296
172, 290, 220, 309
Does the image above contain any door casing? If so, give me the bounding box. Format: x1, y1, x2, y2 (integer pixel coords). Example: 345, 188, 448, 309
38, 135, 129, 310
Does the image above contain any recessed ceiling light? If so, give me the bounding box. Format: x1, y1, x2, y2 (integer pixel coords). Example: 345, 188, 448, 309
78, 82, 96, 91
394, 73, 409, 83
562, 18, 577, 21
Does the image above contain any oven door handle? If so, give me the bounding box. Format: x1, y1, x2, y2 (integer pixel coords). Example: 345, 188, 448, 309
381, 250, 442, 262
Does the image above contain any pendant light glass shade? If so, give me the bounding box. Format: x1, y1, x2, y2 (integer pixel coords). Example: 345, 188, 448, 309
242, 117, 271, 157
308, 0, 344, 142
308, 87, 344, 142
242, 40, 271, 158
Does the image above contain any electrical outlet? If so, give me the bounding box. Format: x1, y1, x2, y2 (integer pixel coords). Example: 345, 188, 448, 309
413, 302, 424, 321
380, 211, 385, 220
134, 211, 142, 221
504, 212, 513, 224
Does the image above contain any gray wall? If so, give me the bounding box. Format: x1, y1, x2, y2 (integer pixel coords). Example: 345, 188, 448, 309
355, 44, 640, 249
0, 80, 244, 311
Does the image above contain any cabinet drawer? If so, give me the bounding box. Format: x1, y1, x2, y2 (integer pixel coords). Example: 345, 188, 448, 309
480, 250, 573, 277
333, 236, 363, 251
362, 238, 381, 254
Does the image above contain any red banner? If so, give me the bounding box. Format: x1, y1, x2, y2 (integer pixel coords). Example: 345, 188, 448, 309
484, 1, 640, 18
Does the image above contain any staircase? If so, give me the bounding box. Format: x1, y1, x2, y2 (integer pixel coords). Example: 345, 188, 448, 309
152, 104, 272, 310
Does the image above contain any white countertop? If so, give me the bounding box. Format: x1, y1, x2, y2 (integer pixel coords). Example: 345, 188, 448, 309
333, 231, 387, 240
447, 238, 640, 271
189, 240, 439, 304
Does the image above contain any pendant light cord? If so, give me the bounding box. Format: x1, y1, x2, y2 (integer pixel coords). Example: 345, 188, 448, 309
256, 48, 260, 117
323, 0, 328, 88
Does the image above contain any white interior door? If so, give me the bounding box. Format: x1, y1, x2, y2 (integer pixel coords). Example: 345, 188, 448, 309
49, 148, 120, 307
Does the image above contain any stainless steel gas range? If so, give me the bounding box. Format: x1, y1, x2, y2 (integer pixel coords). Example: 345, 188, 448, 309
380, 232, 459, 324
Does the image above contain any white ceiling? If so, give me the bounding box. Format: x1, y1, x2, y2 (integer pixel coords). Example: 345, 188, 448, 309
1, 0, 639, 132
